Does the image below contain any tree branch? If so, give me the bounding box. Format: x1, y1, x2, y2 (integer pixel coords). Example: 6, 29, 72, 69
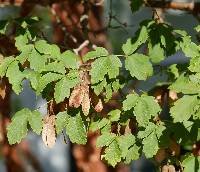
146, 1, 200, 13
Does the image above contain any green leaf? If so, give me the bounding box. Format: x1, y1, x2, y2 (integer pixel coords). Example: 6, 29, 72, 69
16, 45, 34, 63
56, 111, 69, 134
170, 95, 198, 122
138, 125, 154, 142
112, 79, 122, 92
188, 56, 200, 73
139, 123, 165, 158
189, 74, 200, 84
59, 50, 79, 69
103, 140, 121, 167
122, 26, 148, 55
180, 36, 199, 58
195, 25, 200, 32
97, 118, 109, 129
182, 154, 200, 172
92, 79, 107, 95
142, 131, 159, 158
83, 47, 109, 62
35, 40, 61, 58
117, 134, 136, 158
168, 64, 179, 79
0, 20, 8, 34
183, 42, 199, 58
90, 118, 110, 132
124, 145, 140, 164
0, 56, 15, 78
138, 123, 156, 139
49, 44, 61, 58
149, 43, 165, 63
28, 110, 42, 134
54, 76, 79, 103
101, 122, 111, 133
15, 34, 29, 51
7, 108, 30, 144
105, 83, 113, 101
130, 0, 143, 12
134, 95, 161, 126
37, 72, 63, 94
42, 61, 65, 74
66, 113, 87, 144
123, 93, 139, 111
96, 132, 116, 147
174, 29, 187, 37
108, 109, 121, 122
6, 61, 25, 94
169, 75, 200, 94
125, 53, 153, 80
24, 70, 40, 90
34, 40, 51, 54
28, 50, 47, 71
90, 55, 122, 84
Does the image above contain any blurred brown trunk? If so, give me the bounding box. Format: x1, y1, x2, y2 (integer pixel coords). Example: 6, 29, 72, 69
0, 78, 26, 172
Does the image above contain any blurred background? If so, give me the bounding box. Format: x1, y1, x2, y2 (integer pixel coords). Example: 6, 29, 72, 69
0, 0, 199, 172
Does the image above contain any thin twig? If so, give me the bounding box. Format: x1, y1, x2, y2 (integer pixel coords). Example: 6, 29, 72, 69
94, 0, 104, 6
73, 40, 90, 55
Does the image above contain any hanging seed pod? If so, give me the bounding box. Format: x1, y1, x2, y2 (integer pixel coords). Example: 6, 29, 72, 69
69, 85, 85, 108
42, 115, 56, 148
82, 87, 90, 116
162, 165, 175, 172
94, 99, 103, 112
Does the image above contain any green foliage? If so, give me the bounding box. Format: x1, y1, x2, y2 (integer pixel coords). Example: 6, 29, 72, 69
90, 55, 122, 84
117, 134, 136, 159
83, 47, 109, 62
134, 95, 161, 126
6, 60, 25, 94
138, 122, 165, 158
170, 95, 199, 122
2, 13, 200, 170
28, 110, 43, 134
122, 25, 148, 55
125, 53, 153, 80
182, 154, 200, 172
55, 111, 69, 134
66, 112, 87, 144
123, 93, 161, 126
130, 0, 143, 13
54, 74, 79, 103
36, 72, 63, 94
59, 50, 79, 69
7, 108, 42, 144
108, 109, 121, 122
0, 56, 15, 78
103, 140, 121, 167
96, 132, 116, 147
122, 93, 139, 111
